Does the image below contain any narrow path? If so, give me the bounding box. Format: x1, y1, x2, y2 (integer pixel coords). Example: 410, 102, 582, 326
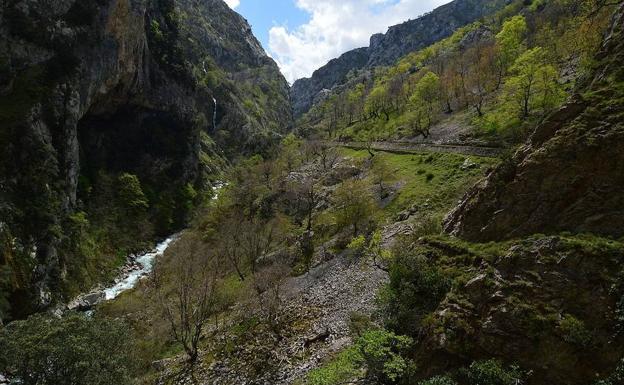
325, 140, 505, 158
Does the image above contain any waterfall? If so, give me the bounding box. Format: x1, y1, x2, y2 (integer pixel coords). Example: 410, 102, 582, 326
212, 97, 217, 130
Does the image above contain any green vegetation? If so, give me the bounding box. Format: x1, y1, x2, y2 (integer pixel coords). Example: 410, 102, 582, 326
0, 313, 137, 385
307, 329, 412, 385
298, 0, 613, 145
341, 148, 497, 219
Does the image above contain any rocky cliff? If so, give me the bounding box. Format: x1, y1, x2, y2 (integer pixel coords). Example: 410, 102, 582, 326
290, 0, 512, 118
444, 2, 624, 242
0, 0, 290, 319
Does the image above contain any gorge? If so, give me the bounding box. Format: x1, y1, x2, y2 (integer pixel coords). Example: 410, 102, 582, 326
1, 0, 624, 385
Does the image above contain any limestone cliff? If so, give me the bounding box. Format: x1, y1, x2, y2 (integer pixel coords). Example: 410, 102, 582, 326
0, 0, 290, 318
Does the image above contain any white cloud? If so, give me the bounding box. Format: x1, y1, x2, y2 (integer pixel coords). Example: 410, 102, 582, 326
224, 0, 240, 9
269, 0, 451, 83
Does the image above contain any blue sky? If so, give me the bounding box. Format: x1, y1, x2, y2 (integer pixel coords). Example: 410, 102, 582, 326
224, 0, 451, 83
234, 0, 308, 50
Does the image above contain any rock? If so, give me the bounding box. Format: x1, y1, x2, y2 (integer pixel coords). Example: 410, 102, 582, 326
444, 3, 624, 242
291, 0, 511, 117
1, 0, 291, 315
460, 158, 480, 171
67, 291, 105, 311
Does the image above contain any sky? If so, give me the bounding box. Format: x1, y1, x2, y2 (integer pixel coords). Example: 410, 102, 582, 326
224, 0, 452, 84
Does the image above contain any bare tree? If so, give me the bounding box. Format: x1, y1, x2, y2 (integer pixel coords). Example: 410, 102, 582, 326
154, 239, 218, 363
319, 145, 340, 171
253, 263, 290, 335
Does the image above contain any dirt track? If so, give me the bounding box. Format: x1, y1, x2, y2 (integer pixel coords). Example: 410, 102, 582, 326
326, 140, 505, 158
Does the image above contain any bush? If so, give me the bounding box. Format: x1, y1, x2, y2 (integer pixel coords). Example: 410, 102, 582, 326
307, 347, 363, 385
419, 375, 458, 385
306, 329, 413, 385
356, 329, 413, 383
0, 313, 137, 385
462, 359, 524, 385
558, 314, 592, 346
381, 252, 451, 337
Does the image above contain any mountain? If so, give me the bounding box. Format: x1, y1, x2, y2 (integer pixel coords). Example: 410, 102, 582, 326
290, 0, 512, 118
0, 0, 290, 318
444, 3, 624, 242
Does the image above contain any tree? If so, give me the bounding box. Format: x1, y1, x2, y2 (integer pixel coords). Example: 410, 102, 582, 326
366, 83, 393, 121
239, 215, 289, 275
252, 263, 290, 334
333, 179, 377, 237
348, 231, 392, 271
503, 47, 562, 119
409, 71, 442, 134
279, 133, 303, 173
371, 157, 393, 199
347, 83, 366, 125
356, 329, 413, 383
299, 177, 320, 232
154, 238, 218, 363
0, 313, 136, 385
318, 145, 340, 171
465, 43, 499, 117
495, 15, 528, 76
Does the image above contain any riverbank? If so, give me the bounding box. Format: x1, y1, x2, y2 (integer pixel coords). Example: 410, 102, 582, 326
65, 235, 179, 312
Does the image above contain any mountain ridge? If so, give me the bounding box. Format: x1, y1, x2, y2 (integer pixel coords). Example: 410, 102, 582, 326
290, 0, 512, 118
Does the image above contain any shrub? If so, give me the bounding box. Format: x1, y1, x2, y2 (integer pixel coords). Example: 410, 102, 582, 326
0, 313, 137, 385
419, 375, 458, 385
307, 347, 363, 385
381, 252, 451, 337
558, 314, 592, 346
462, 359, 524, 385
356, 329, 413, 383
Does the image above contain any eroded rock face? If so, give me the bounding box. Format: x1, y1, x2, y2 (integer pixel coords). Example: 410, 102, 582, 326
0, 0, 290, 315
290, 0, 511, 118
444, 4, 624, 242
407, 235, 624, 385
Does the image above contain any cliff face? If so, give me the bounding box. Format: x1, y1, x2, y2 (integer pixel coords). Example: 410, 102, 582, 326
0, 0, 290, 317
444, 3, 624, 242
290, 0, 511, 118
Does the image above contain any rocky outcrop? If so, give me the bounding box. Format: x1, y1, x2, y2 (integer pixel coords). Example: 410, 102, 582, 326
0, 0, 290, 317
444, 3, 624, 242
409, 235, 624, 385
290, 0, 511, 118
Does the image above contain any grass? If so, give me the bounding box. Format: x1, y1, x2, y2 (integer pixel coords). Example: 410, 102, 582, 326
339, 148, 498, 220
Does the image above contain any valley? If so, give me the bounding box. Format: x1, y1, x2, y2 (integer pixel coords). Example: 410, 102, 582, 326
1, 0, 624, 385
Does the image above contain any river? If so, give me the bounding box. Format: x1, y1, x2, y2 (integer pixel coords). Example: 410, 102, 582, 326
68, 181, 226, 310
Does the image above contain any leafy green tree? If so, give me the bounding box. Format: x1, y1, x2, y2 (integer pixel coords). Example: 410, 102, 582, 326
366, 83, 393, 121
371, 157, 393, 199
356, 329, 413, 383
348, 231, 392, 271
117, 173, 149, 212
503, 47, 563, 119
333, 179, 377, 237
279, 133, 303, 172
408, 71, 442, 136
496, 15, 528, 75
0, 313, 136, 385
347, 83, 366, 124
